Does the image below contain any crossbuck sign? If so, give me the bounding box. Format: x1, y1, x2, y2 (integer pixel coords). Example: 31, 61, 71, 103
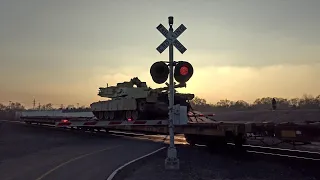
156, 23, 187, 54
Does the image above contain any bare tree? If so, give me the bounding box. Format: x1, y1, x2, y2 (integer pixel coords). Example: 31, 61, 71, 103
0, 103, 6, 111
40, 103, 54, 110
66, 105, 75, 109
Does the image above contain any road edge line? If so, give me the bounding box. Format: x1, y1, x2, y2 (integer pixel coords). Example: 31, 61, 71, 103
106, 146, 166, 180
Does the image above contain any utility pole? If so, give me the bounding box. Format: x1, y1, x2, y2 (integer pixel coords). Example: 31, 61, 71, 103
9, 101, 12, 110
33, 99, 36, 110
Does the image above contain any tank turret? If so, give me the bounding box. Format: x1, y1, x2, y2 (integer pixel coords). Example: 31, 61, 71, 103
90, 77, 194, 121
98, 77, 149, 99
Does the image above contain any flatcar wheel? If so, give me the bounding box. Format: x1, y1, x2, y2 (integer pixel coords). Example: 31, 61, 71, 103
104, 112, 109, 120
98, 112, 104, 120
125, 111, 132, 120
109, 111, 115, 120
131, 110, 138, 121
184, 134, 196, 146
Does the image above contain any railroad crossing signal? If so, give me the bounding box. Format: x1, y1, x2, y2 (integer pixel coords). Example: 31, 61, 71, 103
156, 23, 187, 54
150, 61, 169, 84
155, 16, 192, 171
174, 61, 193, 84
150, 60, 194, 85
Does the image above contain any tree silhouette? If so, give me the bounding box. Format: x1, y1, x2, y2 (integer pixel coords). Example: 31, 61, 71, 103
66, 105, 75, 109
8, 102, 25, 111
40, 103, 54, 110
0, 103, 6, 111
191, 97, 207, 106
233, 100, 250, 109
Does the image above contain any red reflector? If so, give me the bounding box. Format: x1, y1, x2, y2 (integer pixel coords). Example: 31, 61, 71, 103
61, 119, 69, 123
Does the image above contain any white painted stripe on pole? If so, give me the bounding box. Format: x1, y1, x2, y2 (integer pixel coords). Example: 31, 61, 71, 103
106, 146, 166, 180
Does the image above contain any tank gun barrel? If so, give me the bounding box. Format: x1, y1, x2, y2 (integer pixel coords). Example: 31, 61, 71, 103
154, 82, 186, 92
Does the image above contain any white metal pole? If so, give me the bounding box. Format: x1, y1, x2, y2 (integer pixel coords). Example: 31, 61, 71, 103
168, 26, 175, 149
165, 16, 179, 170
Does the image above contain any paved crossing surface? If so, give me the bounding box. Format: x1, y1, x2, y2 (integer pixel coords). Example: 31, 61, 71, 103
0, 121, 163, 180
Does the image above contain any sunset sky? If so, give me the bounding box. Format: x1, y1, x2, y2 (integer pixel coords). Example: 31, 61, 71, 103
1, 0, 320, 108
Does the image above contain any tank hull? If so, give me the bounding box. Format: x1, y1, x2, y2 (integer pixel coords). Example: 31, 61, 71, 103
90, 93, 193, 121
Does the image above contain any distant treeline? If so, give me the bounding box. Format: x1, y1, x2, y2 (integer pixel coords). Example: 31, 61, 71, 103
0, 102, 91, 120
1, 94, 319, 113
190, 94, 320, 112
0, 102, 90, 112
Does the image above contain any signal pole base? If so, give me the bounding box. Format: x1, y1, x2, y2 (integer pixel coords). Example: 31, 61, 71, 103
164, 147, 180, 170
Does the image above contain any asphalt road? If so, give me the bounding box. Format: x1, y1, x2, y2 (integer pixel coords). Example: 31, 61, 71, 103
2, 120, 320, 180
119, 145, 319, 180
0, 121, 164, 180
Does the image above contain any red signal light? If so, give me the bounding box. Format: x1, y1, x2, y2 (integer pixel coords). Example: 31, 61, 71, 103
174, 61, 193, 84
180, 66, 189, 76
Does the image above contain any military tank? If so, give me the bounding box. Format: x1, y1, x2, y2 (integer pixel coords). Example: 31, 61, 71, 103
90, 77, 194, 121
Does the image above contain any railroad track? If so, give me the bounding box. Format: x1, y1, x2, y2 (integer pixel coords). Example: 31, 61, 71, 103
237, 144, 320, 161
7, 120, 320, 162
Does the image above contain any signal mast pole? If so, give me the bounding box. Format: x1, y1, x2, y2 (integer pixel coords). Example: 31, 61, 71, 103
155, 16, 188, 170
166, 16, 179, 169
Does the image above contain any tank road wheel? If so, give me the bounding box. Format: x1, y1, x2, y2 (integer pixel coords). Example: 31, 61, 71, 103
93, 111, 99, 118
103, 112, 109, 120
118, 111, 126, 120
98, 112, 104, 120
125, 111, 132, 120
109, 111, 115, 120
131, 110, 139, 121
137, 100, 146, 112
137, 100, 146, 120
